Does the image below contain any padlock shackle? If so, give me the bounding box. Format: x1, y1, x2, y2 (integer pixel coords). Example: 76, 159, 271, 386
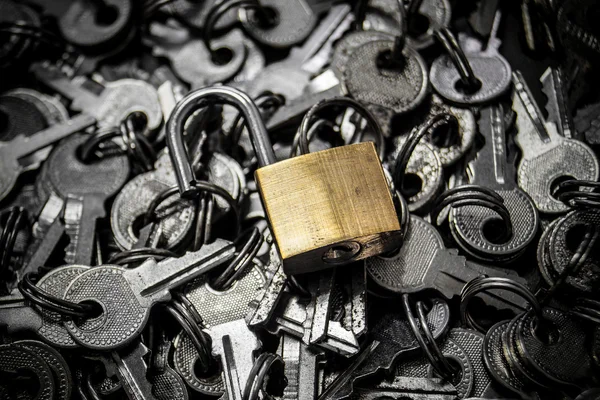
166, 86, 276, 197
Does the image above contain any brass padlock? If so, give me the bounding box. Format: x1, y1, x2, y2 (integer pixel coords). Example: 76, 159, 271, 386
167, 87, 402, 274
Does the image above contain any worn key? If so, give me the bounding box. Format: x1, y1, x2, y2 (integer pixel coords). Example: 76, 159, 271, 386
512, 70, 600, 214
107, 341, 159, 400
318, 297, 451, 400
44, 134, 130, 265
367, 215, 529, 313
0, 265, 89, 349
450, 105, 539, 262
32, 63, 162, 132
173, 261, 267, 400
62, 239, 235, 350
279, 333, 324, 400
243, 3, 352, 102
0, 114, 95, 202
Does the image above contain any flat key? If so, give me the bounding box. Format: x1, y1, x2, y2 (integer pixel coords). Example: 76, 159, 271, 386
244, 4, 352, 102
367, 215, 529, 313
0, 265, 89, 349
0, 114, 95, 202
32, 63, 162, 131
63, 239, 235, 350
541, 67, 575, 140
512, 70, 600, 213
46, 134, 130, 265
279, 333, 324, 400
450, 105, 539, 262
109, 342, 159, 400
318, 298, 451, 400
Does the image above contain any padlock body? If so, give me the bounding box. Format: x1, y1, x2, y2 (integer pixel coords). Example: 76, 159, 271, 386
256, 142, 402, 274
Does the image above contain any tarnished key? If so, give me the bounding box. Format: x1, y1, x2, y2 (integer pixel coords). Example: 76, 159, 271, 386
173, 262, 267, 400
45, 134, 130, 265
0, 265, 89, 349
107, 341, 159, 400
279, 333, 324, 400
450, 105, 539, 262
512, 70, 599, 213
541, 67, 576, 140
62, 239, 235, 350
367, 215, 529, 313
243, 3, 352, 102
0, 114, 96, 202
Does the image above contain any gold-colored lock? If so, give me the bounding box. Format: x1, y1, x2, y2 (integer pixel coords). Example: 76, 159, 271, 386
256, 142, 402, 274
166, 87, 402, 275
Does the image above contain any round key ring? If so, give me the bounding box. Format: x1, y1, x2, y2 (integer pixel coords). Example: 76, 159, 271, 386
460, 276, 543, 333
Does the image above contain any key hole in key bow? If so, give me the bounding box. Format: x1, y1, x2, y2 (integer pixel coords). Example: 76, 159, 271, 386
78, 299, 104, 319
531, 318, 561, 346
401, 173, 423, 198
429, 115, 460, 148
482, 217, 512, 244
0, 368, 41, 398
211, 47, 234, 66
250, 6, 279, 28
550, 175, 576, 200
429, 356, 463, 386
95, 3, 119, 26
454, 78, 482, 95
193, 357, 220, 379
565, 223, 594, 254
408, 13, 430, 37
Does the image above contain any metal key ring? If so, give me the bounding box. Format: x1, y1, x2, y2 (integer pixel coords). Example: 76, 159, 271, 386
430, 185, 508, 225
203, 0, 272, 57
167, 86, 275, 197
242, 352, 285, 400
394, 113, 449, 192
297, 97, 385, 160
108, 248, 178, 265
0, 207, 27, 273
434, 28, 481, 92
460, 276, 543, 332
164, 300, 214, 373
402, 294, 457, 380
18, 272, 97, 318
211, 227, 262, 290
143, 182, 241, 236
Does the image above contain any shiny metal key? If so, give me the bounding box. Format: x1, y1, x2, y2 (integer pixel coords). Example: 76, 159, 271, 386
450, 104, 539, 262
512, 70, 599, 214
32, 63, 162, 131
278, 333, 324, 400
62, 239, 235, 350
173, 262, 266, 400
0, 114, 95, 202
0, 265, 89, 349
243, 4, 352, 102
106, 341, 159, 400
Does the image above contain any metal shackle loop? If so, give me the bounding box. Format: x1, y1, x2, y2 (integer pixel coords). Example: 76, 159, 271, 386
166, 86, 276, 198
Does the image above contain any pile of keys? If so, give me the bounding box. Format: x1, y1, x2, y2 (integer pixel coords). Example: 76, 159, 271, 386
1, 0, 600, 399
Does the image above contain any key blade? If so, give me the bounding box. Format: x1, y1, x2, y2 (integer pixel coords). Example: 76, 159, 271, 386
540, 67, 574, 139
8, 114, 96, 160
131, 239, 235, 299
290, 3, 351, 66
512, 71, 552, 146
111, 342, 159, 400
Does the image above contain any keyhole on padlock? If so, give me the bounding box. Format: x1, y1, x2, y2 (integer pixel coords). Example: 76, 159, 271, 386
322, 241, 361, 264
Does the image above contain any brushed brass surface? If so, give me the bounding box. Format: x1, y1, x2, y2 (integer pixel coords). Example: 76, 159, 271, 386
256, 142, 402, 274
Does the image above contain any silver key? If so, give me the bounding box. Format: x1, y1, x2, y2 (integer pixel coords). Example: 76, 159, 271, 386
430, 9, 511, 105
512, 71, 600, 214
541, 67, 575, 140
0, 114, 96, 202
46, 134, 130, 265
148, 25, 251, 88
32, 63, 163, 131
450, 104, 539, 262
279, 333, 324, 400
407, 0, 452, 50
173, 261, 266, 400
62, 239, 235, 350
243, 4, 352, 102
107, 341, 159, 400
0, 265, 89, 349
